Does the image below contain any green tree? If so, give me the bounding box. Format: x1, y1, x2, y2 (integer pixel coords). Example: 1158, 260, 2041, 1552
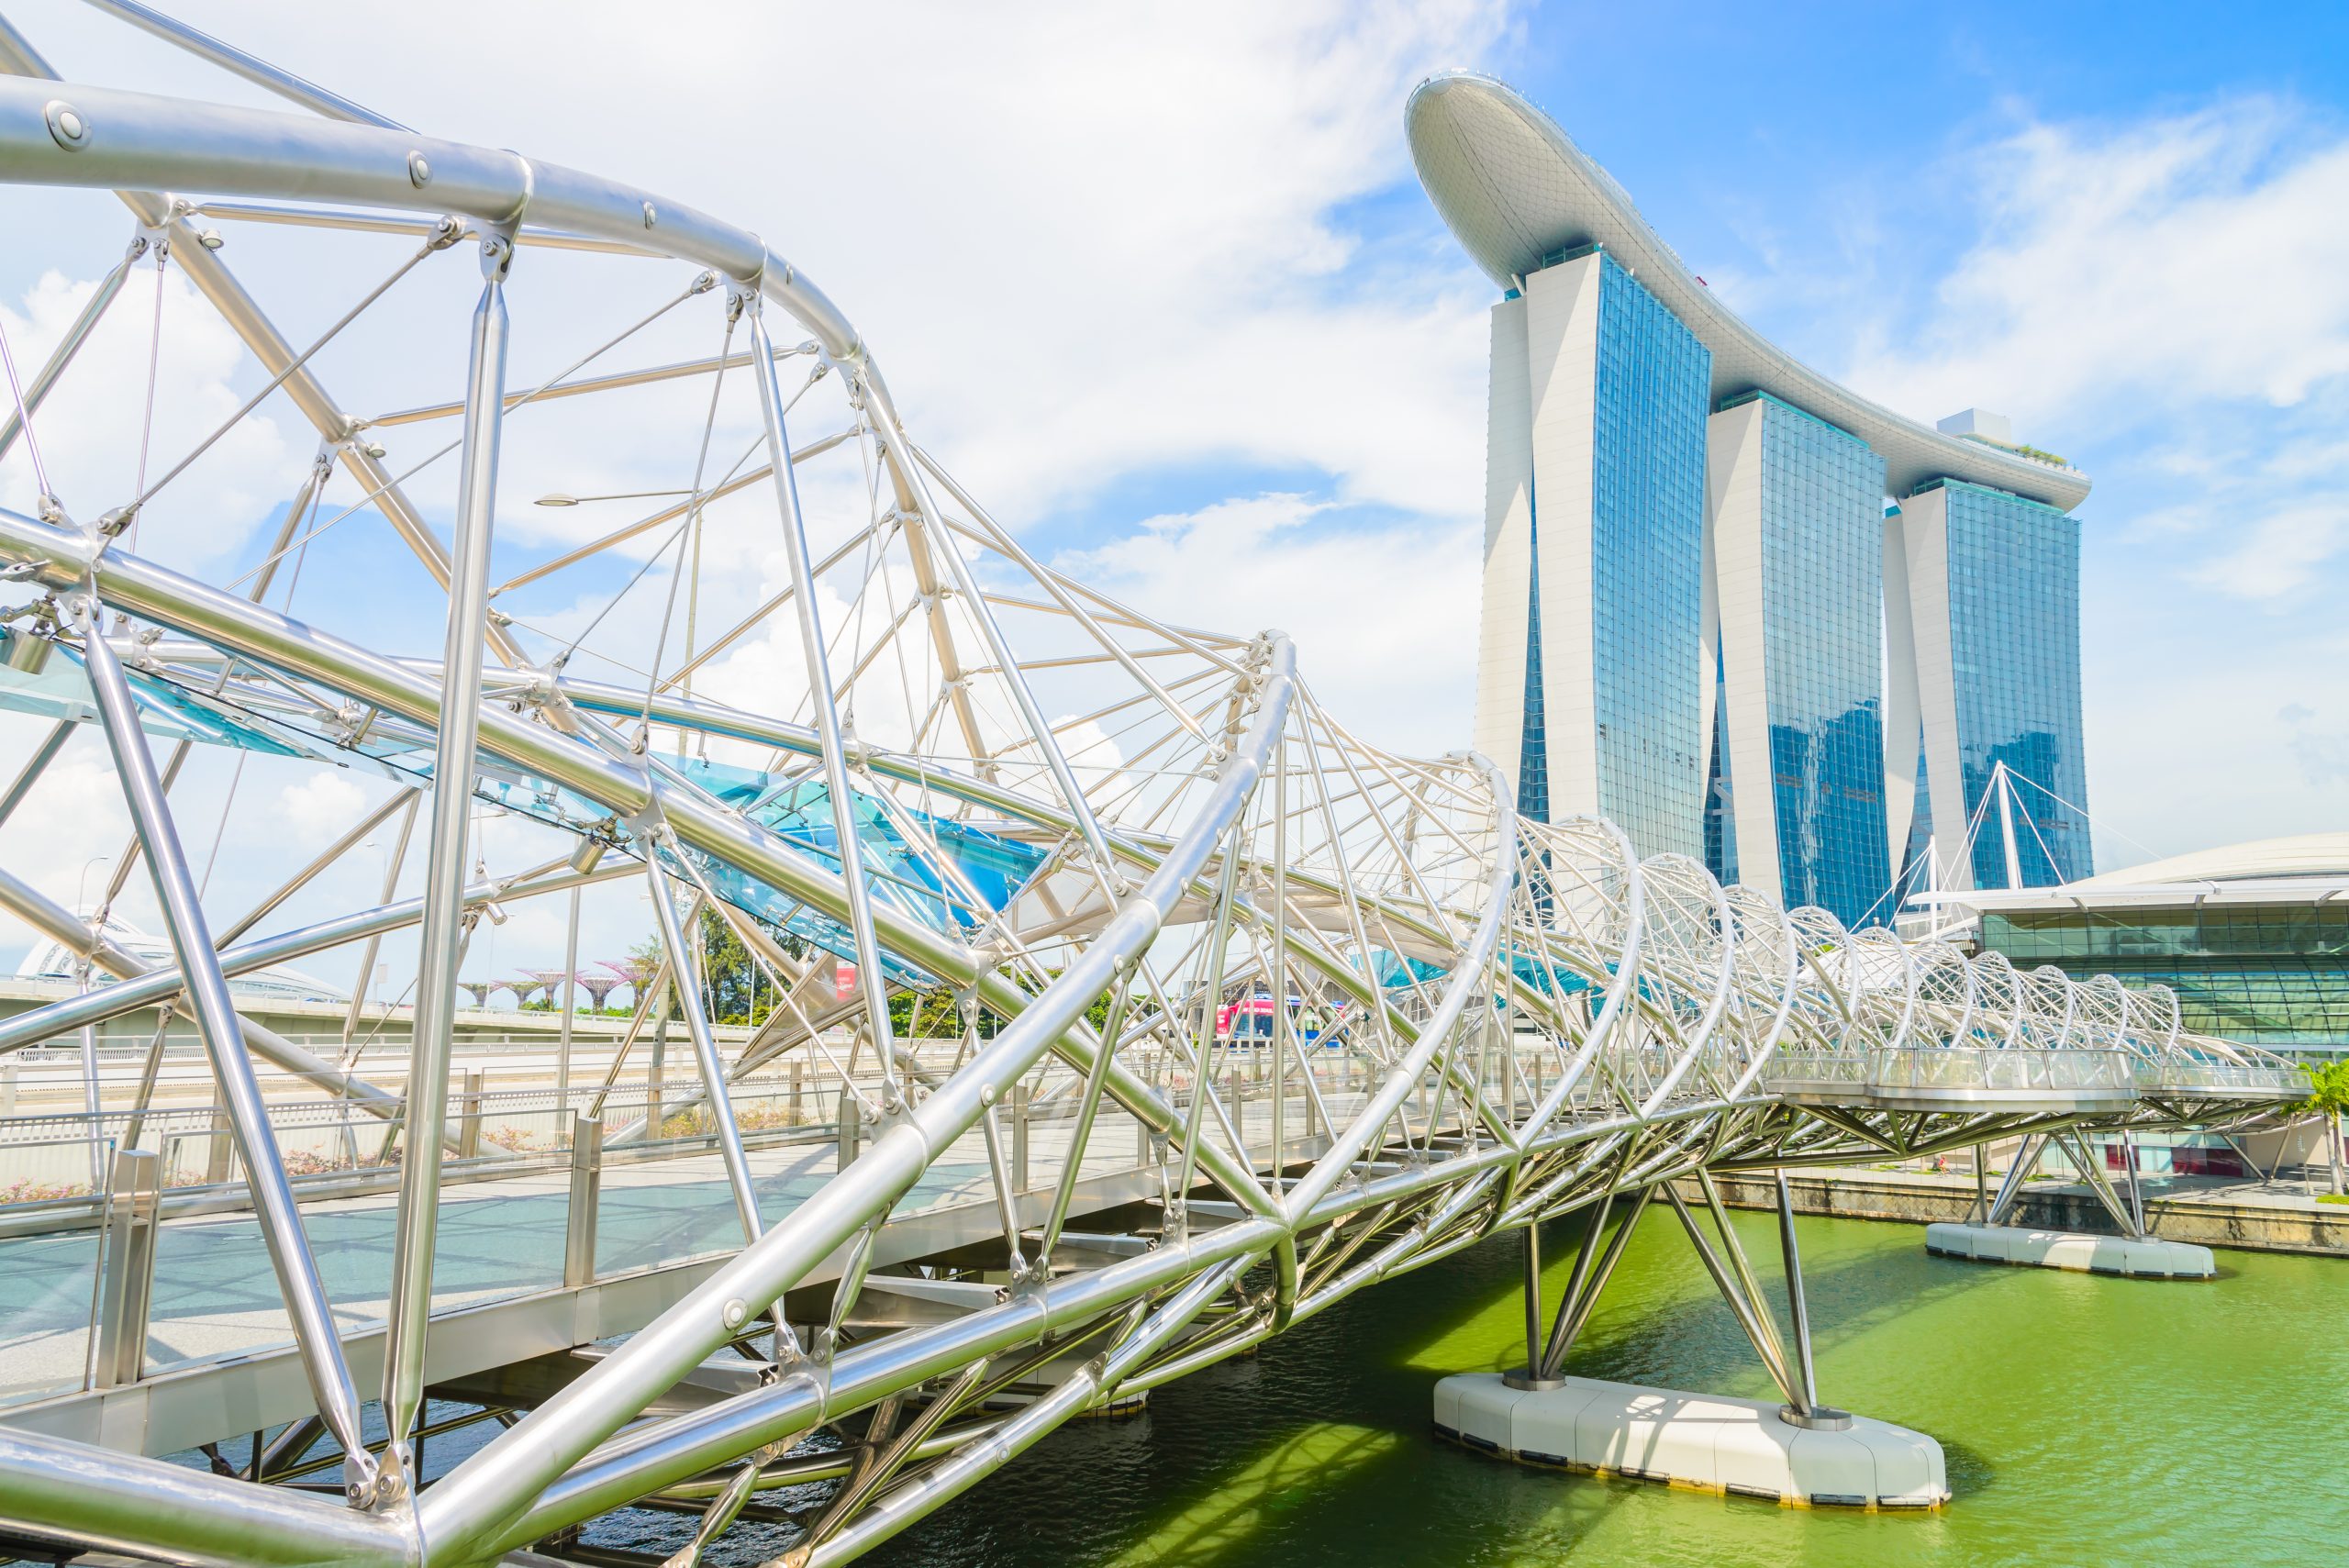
630, 906, 809, 1028
2298, 1059, 2349, 1195
696, 906, 761, 1025
639, 909, 1132, 1041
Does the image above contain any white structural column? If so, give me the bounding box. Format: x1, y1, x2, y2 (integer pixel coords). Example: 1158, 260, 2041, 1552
1702, 398, 1775, 900
1472, 294, 1533, 786
379, 236, 512, 1493
1888, 486, 1966, 889
1880, 498, 1924, 873
1522, 253, 1603, 817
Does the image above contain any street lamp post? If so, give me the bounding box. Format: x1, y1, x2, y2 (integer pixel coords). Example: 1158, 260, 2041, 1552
76, 853, 110, 915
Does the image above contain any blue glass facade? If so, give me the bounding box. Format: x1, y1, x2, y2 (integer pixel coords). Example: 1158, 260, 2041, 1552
1517, 482, 1550, 824
1589, 254, 1710, 859
1703, 647, 1736, 884
1934, 478, 2092, 888
1983, 905, 2349, 1056
1898, 732, 1934, 883
1739, 392, 1892, 927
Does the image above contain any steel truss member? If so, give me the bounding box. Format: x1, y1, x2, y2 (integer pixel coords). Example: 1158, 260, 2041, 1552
0, 13, 2301, 1568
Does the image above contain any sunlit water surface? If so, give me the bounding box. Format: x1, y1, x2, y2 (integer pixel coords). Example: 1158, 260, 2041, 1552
582, 1210, 2349, 1566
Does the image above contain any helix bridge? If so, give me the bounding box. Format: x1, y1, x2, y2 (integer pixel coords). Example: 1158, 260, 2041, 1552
0, 7, 2303, 1565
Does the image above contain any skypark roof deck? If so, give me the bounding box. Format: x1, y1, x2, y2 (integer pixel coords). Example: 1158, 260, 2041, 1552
1406, 72, 2091, 510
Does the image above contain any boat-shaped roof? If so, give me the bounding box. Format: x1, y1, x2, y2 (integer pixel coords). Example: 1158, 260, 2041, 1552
1407, 72, 2091, 510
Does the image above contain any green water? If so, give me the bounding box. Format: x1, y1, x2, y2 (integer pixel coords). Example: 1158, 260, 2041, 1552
848, 1213, 2347, 1568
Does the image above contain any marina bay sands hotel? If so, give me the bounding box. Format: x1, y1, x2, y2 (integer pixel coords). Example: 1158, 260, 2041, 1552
1408, 73, 2094, 928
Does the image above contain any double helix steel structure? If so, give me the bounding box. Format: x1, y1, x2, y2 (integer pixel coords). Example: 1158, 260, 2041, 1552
0, 8, 2303, 1565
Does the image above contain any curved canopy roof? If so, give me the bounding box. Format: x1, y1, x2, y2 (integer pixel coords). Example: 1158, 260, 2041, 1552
1933, 833, 2349, 912
1406, 72, 2091, 511
2069, 833, 2349, 892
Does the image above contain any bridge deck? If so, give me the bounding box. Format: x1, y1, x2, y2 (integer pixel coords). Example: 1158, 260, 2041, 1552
0, 1081, 1374, 1458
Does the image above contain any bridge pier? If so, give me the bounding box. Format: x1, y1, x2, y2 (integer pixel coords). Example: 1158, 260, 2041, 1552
1444, 1171, 1948, 1508
1928, 1131, 2216, 1278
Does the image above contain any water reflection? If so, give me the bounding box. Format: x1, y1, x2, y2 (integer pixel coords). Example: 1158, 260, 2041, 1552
840, 1212, 2344, 1568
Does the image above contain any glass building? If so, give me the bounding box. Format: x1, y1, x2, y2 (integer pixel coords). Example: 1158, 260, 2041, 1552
1956, 835, 2349, 1062
1470, 246, 1710, 857
1982, 906, 2349, 1058
1706, 392, 1891, 927
1888, 479, 2092, 893
1588, 253, 1711, 854
1516, 493, 1550, 824
1416, 70, 2094, 908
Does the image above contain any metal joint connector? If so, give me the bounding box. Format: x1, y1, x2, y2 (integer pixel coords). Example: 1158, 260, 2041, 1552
479, 233, 515, 281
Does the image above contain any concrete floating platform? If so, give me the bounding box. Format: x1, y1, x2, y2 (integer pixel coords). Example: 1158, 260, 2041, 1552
1925, 1222, 2215, 1278
1433, 1373, 1947, 1509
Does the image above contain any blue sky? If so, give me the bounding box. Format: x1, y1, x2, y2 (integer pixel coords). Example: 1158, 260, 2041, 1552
1001, 0, 2349, 872
0, 0, 2343, 981
1465, 2, 2349, 868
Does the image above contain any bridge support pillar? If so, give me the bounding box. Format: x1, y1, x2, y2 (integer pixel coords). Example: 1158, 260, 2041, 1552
1445, 1168, 1946, 1509
1924, 1222, 2213, 1277
1930, 1129, 2214, 1278
1505, 1222, 1560, 1392
1774, 1170, 1820, 1417
1008, 1084, 1029, 1190
1985, 1133, 2043, 1226
458, 1069, 484, 1160
840, 1094, 863, 1170
1436, 1372, 1948, 1509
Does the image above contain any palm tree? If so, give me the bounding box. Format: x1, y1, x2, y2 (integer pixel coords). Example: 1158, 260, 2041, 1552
2297, 1060, 2349, 1195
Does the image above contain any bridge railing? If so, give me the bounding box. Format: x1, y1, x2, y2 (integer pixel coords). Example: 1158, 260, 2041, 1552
1757, 1047, 1870, 1092
1881, 1046, 2136, 1095
2137, 1060, 2308, 1096
1761, 1045, 2138, 1098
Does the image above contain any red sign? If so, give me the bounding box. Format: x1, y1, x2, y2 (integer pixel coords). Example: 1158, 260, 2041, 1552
834, 959, 857, 1003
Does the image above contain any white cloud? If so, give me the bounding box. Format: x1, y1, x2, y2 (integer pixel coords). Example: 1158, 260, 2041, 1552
0, 265, 295, 563
1843, 100, 2349, 428
0, 2, 1497, 975
1794, 95, 2349, 851
1054, 493, 1480, 756
2284, 708, 2349, 788
2, 0, 1508, 532
1827, 98, 2349, 602
0, 727, 130, 943
2193, 500, 2348, 602
275, 769, 369, 849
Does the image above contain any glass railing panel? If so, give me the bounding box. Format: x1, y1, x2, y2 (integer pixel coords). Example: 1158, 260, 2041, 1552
0, 1131, 108, 1406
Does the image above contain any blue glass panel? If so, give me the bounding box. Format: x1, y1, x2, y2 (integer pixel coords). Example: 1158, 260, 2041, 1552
1981, 906, 2349, 1050
1934, 480, 2091, 887
1703, 644, 1736, 886
1517, 479, 1550, 826
1589, 255, 1709, 859
640, 760, 1050, 988
0, 649, 304, 756
1753, 395, 1891, 927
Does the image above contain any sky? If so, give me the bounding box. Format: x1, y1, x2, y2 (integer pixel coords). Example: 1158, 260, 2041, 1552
0, 0, 2344, 983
